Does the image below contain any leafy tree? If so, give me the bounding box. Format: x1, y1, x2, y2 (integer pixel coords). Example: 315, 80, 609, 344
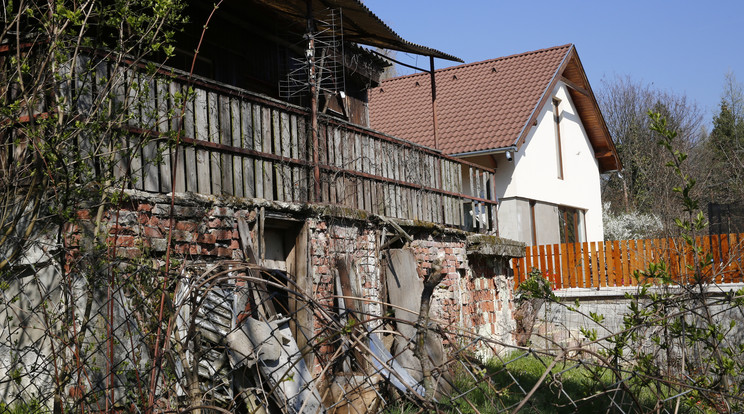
597, 75, 707, 230
0, 0, 185, 410
706, 72, 744, 203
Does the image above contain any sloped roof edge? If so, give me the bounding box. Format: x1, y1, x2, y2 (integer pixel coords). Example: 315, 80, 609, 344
511, 45, 620, 172
255, 0, 463, 62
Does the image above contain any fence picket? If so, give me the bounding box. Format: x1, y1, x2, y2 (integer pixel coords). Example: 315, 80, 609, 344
514, 232, 744, 290
711, 235, 721, 284
721, 234, 731, 283
539, 244, 547, 274
545, 245, 555, 286
590, 242, 598, 288
598, 241, 607, 287
582, 242, 591, 288
552, 244, 562, 289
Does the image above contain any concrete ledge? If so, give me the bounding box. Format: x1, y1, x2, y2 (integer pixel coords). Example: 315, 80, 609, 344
554, 283, 744, 300
467, 234, 525, 258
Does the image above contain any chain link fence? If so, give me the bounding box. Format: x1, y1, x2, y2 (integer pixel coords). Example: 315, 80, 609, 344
2, 247, 744, 413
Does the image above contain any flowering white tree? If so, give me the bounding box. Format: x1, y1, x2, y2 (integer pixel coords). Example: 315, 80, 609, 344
602, 202, 663, 240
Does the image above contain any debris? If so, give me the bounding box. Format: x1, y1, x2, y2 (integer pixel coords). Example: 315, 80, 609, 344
228, 314, 326, 414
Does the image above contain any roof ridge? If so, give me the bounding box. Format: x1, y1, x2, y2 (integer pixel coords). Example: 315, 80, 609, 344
380, 43, 573, 85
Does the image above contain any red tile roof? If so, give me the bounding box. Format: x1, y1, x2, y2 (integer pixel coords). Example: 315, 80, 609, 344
369, 44, 573, 155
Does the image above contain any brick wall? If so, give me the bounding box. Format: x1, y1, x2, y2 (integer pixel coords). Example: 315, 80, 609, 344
68, 191, 519, 353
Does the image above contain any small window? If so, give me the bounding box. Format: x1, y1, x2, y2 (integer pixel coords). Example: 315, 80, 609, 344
553, 98, 564, 180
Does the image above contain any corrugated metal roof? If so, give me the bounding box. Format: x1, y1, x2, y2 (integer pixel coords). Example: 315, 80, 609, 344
252, 0, 462, 62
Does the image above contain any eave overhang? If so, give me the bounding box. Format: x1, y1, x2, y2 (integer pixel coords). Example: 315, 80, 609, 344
513, 45, 621, 173
251, 0, 463, 62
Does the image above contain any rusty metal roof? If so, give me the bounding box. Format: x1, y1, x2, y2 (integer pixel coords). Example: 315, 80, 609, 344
369, 44, 621, 172
251, 0, 462, 62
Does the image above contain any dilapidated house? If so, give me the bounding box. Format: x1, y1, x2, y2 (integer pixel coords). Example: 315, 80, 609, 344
0, 0, 523, 412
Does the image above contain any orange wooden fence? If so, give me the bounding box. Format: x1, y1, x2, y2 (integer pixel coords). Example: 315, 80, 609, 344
512, 233, 744, 290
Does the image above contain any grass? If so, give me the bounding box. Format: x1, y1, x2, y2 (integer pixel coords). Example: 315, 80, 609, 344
388, 351, 703, 413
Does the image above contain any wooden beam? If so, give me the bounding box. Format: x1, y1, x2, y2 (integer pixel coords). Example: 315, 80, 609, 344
560, 76, 591, 97
594, 149, 614, 158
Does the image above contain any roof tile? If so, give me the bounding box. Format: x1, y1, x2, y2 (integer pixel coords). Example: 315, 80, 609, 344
369, 44, 572, 154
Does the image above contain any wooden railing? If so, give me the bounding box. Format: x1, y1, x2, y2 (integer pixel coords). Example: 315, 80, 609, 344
108, 62, 498, 232
512, 233, 744, 290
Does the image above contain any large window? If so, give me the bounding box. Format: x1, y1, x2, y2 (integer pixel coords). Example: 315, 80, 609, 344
558, 206, 585, 244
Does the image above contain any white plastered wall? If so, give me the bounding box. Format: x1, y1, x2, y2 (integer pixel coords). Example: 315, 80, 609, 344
489, 83, 604, 243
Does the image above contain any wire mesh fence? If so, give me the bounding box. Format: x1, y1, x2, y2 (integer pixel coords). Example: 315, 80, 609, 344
2, 247, 744, 414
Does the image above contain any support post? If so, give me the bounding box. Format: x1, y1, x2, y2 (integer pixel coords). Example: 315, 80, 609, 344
307, 0, 321, 202
429, 56, 438, 150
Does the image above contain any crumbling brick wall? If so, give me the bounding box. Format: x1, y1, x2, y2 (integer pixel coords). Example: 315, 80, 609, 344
66, 191, 521, 353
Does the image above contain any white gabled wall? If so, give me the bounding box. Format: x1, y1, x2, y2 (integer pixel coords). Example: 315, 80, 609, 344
490, 83, 604, 242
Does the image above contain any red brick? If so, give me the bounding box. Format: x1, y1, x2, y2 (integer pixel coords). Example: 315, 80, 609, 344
143, 226, 163, 238
229, 240, 240, 249
197, 233, 216, 244
211, 230, 233, 240
148, 216, 160, 227
171, 230, 193, 242
175, 221, 197, 232
138, 213, 149, 224
217, 247, 232, 257
137, 203, 153, 212
76, 210, 91, 220
208, 218, 222, 228
111, 235, 136, 247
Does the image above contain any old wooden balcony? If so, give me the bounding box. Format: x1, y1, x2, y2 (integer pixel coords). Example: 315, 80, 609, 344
109, 63, 498, 233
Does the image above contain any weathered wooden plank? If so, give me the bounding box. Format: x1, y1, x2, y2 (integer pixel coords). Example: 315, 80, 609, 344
207, 91, 222, 194
230, 97, 243, 198
167, 82, 186, 193
194, 88, 210, 194
251, 104, 264, 199
354, 133, 363, 210
334, 127, 344, 205
219, 94, 233, 195
296, 116, 308, 202
273, 110, 285, 201
289, 114, 299, 201
361, 135, 370, 211
155, 79, 171, 193
142, 76, 160, 192
242, 101, 255, 198
182, 86, 197, 192
262, 107, 274, 201
110, 65, 128, 184
126, 70, 144, 190
319, 124, 330, 203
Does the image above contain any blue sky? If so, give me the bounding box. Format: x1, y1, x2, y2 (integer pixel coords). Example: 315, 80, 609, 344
369, 1, 744, 127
